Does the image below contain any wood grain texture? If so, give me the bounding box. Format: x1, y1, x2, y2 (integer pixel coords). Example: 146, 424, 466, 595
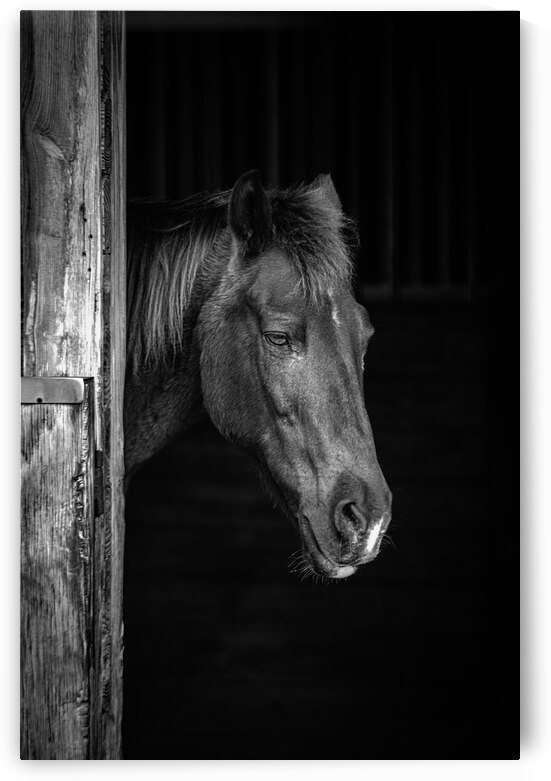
21, 12, 103, 379
20, 11, 126, 759
91, 12, 126, 759
21, 381, 95, 759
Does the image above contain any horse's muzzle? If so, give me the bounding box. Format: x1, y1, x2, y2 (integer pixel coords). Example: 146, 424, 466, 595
299, 516, 358, 579
334, 500, 390, 564
299, 494, 392, 578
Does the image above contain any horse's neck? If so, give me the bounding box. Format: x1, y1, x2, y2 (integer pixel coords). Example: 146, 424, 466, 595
124, 347, 203, 477
124, 218, 228, 478
124, 289, 214, 477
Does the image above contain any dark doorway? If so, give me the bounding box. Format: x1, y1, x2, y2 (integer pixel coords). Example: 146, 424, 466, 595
123, 11, 518, 758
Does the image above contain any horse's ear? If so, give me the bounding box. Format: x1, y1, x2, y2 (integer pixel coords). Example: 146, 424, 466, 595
229, 170, 272, 258
311, 173, 342, 211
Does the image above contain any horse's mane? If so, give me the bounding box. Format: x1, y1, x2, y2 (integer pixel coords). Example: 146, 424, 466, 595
127, 181, 358, 372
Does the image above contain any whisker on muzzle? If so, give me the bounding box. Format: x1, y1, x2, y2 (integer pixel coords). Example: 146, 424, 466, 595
380, 531, 397, 551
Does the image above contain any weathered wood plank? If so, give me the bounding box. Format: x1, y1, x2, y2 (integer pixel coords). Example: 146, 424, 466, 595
21, 12, 103, 380
91, 12, 126, 759
21, 381, 95, 759
20, 10, 126, 760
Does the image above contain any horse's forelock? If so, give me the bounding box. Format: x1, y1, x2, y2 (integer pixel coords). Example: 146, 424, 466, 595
127, 182, 357, 371
271, 185, 357, 304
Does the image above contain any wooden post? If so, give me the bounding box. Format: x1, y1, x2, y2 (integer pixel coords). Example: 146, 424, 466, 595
20, 11, 126, 759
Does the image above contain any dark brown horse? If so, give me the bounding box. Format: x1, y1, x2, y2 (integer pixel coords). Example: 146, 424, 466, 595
125, 170, 392, 580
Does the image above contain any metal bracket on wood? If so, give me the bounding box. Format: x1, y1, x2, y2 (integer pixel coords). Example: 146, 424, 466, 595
21, 377, 86, 404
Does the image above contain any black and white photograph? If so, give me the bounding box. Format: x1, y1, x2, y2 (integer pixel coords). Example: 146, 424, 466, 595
17, 4, 531, 768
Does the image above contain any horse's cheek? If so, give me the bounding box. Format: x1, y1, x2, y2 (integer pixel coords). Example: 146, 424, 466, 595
199, 331, 255, 439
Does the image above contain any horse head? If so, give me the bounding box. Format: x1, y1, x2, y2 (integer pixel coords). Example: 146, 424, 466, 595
197, 170, 392, 579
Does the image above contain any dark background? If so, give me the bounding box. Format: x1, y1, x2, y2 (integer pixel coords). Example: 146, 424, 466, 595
123, 11, 518, 758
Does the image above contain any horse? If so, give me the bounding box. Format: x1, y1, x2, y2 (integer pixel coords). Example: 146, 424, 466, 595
124, 170, 392, 580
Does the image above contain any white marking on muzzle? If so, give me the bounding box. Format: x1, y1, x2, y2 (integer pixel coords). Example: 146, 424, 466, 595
366, 516, 385, 553
333, 565, 357, 579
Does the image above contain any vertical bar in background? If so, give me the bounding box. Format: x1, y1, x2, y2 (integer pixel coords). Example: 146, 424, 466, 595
149, 32, 167, 197
203, 30, 222, 189
266, 27, 279, 187
290, 28, 306, 183
437, 17, 451, 293
345, 23, 360, 232
382, 15, 396, 298
466, 18, 477, 300
407, 23, 422, 294
298, 19, 335, 181
198, 30, 209, 189
176, 33, 195, 195
314, 21, 335, 178
230, 32, 246, 182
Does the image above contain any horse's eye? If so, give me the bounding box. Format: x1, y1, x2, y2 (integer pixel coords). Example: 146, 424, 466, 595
264, 332, 289, 347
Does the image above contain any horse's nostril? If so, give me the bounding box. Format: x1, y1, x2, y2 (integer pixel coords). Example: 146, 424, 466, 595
339, 501, 368, 535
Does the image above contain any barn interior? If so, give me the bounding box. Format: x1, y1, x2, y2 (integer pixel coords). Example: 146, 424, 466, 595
122, 11, 518, 759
